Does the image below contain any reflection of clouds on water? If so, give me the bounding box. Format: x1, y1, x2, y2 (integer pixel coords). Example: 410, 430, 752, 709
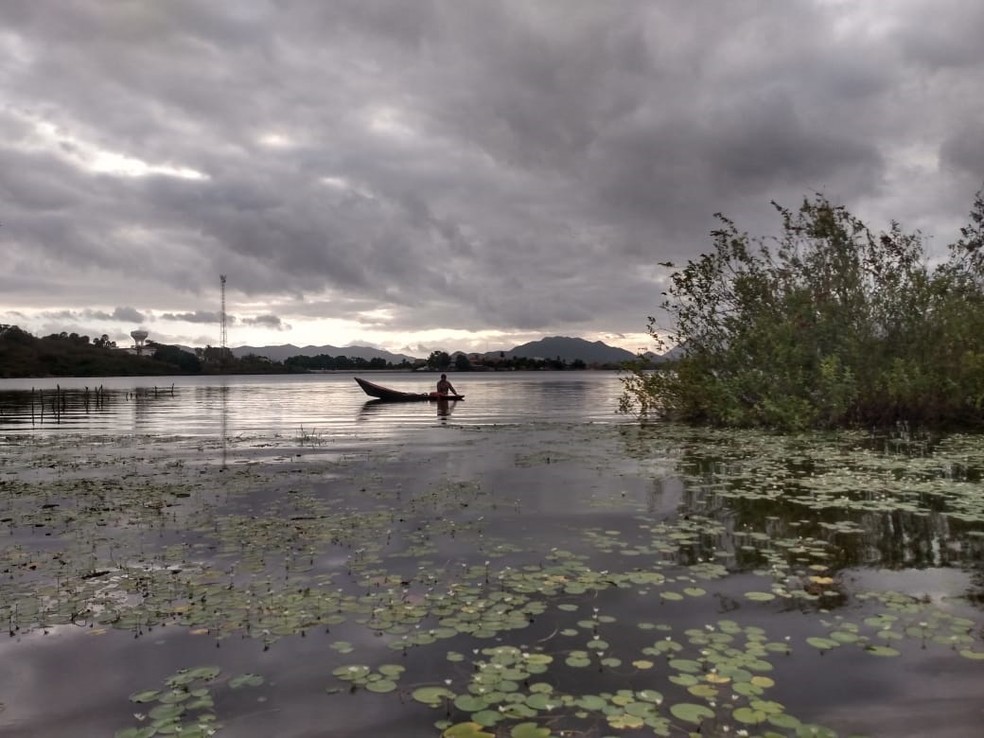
221, 381, 228, 469
0, 373, 628, 440
3, 383, 981, 737
0, 627, 198, 736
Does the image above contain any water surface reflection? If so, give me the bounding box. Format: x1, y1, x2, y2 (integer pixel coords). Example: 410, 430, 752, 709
0, 374, 982, 738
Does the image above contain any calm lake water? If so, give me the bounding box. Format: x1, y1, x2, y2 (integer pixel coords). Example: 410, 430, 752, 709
0, 371, 626, 439
0, 372, 982, 738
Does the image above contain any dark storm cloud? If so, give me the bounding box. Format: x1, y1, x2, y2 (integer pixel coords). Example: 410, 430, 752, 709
90, 306, 145, 322
29, 307, 145, 323
160, 311, 221, 324
241, 314, 288, 330
2, 0, 983, 343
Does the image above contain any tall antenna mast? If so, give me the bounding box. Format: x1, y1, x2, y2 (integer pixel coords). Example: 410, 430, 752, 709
219, 274, 228, 353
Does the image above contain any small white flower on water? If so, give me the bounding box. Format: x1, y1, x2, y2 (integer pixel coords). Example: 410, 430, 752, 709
444, 679, 452, 686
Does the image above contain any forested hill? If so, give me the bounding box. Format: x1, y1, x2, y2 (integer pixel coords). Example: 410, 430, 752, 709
492, 336, 638, 364
0, 325, 397, 378
1, 324, 650, 378
0, 325, 193, 378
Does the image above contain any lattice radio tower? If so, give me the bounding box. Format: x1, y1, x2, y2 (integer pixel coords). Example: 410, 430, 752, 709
219, 274, 228, 353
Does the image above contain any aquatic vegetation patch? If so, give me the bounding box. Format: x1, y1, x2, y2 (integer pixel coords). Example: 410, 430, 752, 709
114, 665, 265, 738
1, 426, 982, 737
385, 622, 841, 736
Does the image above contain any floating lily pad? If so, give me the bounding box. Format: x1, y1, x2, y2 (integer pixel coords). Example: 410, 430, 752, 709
864, 645, 901, 657
443, 722, 495, 738
608, 713, 645, 729
733, 706, 767, 724
229, 673, 264, 689
510, 722, 551, 738
129, 690, 161, 704
454, 695, 490, 712
413, 686, 454, 707
806, 637, 840, 651
669, 702, 715, 725
575, 695, 607, 711
744, 591, 776, 602
366, 679, 398, 693
470, 709, 504, 727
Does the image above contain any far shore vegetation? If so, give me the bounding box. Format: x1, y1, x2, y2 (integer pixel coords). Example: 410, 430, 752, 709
0, 327, 620, 379
621, 186, 984, 431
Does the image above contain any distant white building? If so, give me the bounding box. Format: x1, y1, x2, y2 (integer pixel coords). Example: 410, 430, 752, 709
129, 328, 150, 355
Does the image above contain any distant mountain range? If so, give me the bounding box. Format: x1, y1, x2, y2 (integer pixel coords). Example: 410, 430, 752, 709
231, 343, 417, 364
231, 336, 660, 365
482, 336, 640, 364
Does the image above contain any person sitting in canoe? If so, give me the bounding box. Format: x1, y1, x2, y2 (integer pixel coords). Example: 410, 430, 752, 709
436, 374, 458, 396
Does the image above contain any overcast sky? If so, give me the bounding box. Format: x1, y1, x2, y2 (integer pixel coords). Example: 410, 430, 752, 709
2, 1, 983, 357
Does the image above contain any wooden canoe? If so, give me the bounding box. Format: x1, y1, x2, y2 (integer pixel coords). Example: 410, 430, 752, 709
354, 377, 464, 402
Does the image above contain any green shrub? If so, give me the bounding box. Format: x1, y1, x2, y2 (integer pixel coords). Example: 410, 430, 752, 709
622, 187, 984, 431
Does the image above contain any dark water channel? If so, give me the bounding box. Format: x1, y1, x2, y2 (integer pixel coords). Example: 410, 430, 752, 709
0, 373, 981, 737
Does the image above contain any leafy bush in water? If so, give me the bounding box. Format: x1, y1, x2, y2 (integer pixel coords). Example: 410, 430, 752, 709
621, 188, 984, 430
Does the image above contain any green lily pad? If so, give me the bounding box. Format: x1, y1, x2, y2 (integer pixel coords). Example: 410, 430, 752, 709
575, 695, 607, 711
608, 713, 645, 729
670, 702, 715, 724
510, 722, 551, 738
733, 706, 767, 724
413, 686, 454, 707
365, 679, 398, 693
229, 673, 264, 689
669, 659, 702, 673
471, 709, 504, 727
129, 690, 161, 703
865, 645, 901, 657
443, 722, 495, 738
744, 591, 776, 602
333, 665, 371, 680
454, 695, 491, 712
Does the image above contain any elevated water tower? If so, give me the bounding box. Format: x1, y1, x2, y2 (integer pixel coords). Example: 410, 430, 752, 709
131, 328, 149, 354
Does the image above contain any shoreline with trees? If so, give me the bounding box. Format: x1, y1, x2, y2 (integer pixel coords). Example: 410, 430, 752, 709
0, 326, 632, 379
621, 186, 984, 431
